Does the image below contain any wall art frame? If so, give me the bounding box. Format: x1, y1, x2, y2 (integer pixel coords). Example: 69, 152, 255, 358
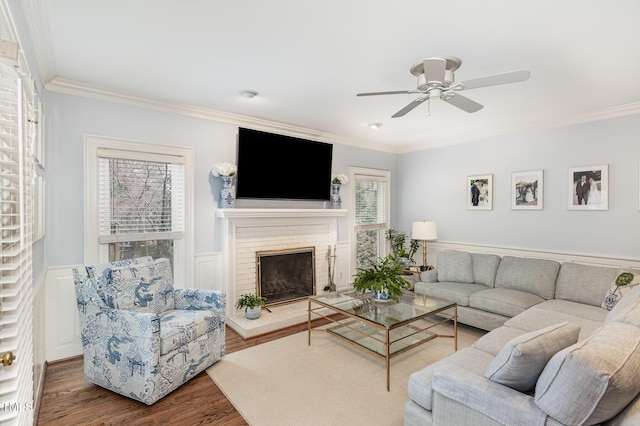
511, 170, 543, 210
467, 174, 493, 210
568, 164, 608, 210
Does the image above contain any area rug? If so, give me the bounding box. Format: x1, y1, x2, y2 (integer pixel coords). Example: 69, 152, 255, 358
206, 324, 483, 426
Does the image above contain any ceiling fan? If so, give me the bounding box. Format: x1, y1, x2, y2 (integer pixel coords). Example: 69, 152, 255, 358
357, 56, 530, 118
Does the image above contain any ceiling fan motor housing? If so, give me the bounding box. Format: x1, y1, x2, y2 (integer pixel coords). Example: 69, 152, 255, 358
416, 70, 455, 90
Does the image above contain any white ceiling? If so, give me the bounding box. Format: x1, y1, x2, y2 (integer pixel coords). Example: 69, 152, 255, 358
31, 0, 640, 152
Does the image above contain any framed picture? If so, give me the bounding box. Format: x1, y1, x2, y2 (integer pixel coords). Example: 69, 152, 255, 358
568, 165, 608, 210
467, 174, 493, 210
511, 170, 543, 210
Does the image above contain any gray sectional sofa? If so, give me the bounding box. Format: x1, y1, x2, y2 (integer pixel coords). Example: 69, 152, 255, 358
406, 249, 640, 425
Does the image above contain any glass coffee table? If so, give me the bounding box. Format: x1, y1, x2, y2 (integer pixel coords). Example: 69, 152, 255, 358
308, 291, 457, 391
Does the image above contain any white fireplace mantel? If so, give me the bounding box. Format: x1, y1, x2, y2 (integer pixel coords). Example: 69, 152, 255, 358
215, 208, 347, 219
216, 208, 348, 317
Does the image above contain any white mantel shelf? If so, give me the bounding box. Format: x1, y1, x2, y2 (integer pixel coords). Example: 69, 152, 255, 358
215, 208, 347, 219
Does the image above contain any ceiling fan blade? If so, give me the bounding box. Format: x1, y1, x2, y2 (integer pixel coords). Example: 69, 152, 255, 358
458, 70, 530, 91
442, 93, 483, 113
357, 90, 411, 97
423, 58, 447, 86
391, 96, 429, 118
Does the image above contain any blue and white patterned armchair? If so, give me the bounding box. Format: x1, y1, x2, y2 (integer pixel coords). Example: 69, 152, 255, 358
73, 256, 226, 405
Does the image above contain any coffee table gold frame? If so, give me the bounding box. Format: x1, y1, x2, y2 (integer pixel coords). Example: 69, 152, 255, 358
308, 291, 457, 391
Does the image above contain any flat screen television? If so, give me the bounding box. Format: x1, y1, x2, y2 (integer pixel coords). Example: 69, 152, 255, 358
235, 128, 333, 201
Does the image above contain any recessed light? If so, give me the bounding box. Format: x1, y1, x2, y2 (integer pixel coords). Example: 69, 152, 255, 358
240, 89, 259, 98
368, 122, 382, 130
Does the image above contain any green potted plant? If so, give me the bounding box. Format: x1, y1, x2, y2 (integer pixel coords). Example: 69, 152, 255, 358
352, 254, 411, 301
385, 228, 419, 267
235, 293, 267, 320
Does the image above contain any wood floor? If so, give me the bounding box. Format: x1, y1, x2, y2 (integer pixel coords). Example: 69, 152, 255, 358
37, 320, 329, 426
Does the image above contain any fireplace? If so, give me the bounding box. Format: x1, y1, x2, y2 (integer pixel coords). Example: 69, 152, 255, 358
256, 247, 316, 305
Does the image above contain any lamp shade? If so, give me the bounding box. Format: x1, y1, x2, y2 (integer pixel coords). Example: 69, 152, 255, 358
411, 221, 438, 240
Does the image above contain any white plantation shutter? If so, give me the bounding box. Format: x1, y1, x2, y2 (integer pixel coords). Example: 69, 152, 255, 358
0, 61, 34, 426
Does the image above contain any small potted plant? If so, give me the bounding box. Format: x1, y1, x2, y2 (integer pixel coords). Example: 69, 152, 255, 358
352, 254, 411, 302
235, 293, 267, 320
386, 228, 419, 267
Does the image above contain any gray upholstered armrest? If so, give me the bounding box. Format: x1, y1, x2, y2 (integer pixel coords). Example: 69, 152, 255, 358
419, 269, 438, 282
432, 366, 548, 426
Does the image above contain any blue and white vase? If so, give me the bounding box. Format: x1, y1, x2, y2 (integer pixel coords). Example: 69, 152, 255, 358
330, 183, 341, 209
373, 290, 392, 301
220, 176, 235, 208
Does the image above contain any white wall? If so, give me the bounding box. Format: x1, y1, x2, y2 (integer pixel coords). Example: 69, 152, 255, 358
398, 114, 640, 260
43, 91, 398, 267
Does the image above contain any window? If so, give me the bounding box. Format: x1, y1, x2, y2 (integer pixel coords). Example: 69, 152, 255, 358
85, 136, 193, 285
350, 167, 390, 270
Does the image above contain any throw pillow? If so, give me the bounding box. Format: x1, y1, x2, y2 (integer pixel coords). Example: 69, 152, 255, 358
601, 271, 640, 311
535, 322, 640, 425
484, 321, 581, 392
108, 258, 175, 314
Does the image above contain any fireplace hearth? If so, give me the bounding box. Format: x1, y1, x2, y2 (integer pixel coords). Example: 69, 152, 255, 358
257, 247, 316, 305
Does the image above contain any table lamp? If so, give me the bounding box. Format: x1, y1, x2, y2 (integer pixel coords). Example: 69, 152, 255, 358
411, 221, 438, 271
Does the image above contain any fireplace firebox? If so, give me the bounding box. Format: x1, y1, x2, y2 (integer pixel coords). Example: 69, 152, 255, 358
256, 247, 316, 305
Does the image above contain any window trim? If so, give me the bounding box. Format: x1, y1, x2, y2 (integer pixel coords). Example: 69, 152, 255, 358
348, 166, 391, 278
84, 134, 194, 286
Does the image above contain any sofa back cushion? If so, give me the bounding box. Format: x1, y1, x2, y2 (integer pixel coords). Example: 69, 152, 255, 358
484, 321, 580, 392
555, 262, 619, 306
436, 251, 474, 283
494, 256, 560, 300
535, 322, 640, 425
108, 258, 175, 314
471, 253, 501, 287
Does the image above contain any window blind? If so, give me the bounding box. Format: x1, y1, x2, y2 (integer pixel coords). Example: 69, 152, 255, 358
97, 152, 185, 244
0, 61, 34, 426
354, 174, 387, 228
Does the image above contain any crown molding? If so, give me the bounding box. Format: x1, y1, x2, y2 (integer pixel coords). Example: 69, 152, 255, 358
45, 77, 399, 154
45, 77, 640, 155
399, 101, 640, 153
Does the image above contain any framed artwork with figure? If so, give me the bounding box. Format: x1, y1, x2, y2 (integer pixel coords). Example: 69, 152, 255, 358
511, 170, 543, 210
467, 174, 493, 210
568, 165, 608, 210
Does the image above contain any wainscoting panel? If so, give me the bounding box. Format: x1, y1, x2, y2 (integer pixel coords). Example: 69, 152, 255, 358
194, 252, 224, 291
44, 265, 83, 361
428, 241, 640, 269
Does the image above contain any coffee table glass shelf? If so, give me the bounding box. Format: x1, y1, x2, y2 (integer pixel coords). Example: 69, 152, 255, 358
308, 290, 457, 391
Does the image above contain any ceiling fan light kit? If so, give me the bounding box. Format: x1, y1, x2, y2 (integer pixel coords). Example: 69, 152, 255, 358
357, 56, 530, 118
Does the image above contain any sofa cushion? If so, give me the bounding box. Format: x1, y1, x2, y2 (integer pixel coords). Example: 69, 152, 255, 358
414, 281, 487, 307
555, 262, 619, 306
606, 284, 640, 327
505, 300, 607, 340
407, 347, 494, 412
471, 253, 501, 287
436, 251, 474, 283
473, 325, 528, 356
469, 288, 544, 318
535, 322, 640, 425
494, 256, 560, 300
109, 258, 176, 314
484, 321, 580, 392
602, 271, 640, 310
160, 309, 220, 355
